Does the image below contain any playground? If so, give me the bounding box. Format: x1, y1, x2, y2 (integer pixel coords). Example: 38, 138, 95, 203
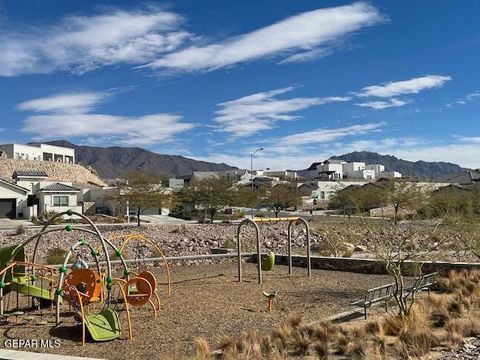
0, 211, 393, 359
1, 262, 392, 359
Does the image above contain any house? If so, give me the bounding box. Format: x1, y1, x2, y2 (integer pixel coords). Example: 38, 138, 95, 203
305, 160, 402, 180
311, 180, 368, 202
37, 183, 81, 214
297, 182, 319, 196
0, 143, 75, 163
0, 170, 82, 219
318, 159, 345, 180
0, 178, 29, 219
261, 170, 298, 180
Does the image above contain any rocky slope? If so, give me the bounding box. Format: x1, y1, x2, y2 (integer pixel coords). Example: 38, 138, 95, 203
0, 158, 106, 186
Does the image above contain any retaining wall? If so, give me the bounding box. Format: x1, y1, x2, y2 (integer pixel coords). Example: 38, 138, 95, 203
273, 254, 480, 275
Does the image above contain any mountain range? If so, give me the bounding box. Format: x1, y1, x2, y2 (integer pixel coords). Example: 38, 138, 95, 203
30, 140, 236, 179
31, 141, 467, 180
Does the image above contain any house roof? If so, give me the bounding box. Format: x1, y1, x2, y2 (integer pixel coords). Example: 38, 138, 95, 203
13, 170, 48, 178
324, 159, 345, 165
432, 183, 473, 192
433, 170, 480, 185
298, 182, 319, 189
39, 183, 80, 193
0, 178, 29, 193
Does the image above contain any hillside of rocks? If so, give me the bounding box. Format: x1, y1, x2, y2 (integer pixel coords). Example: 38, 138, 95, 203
0, 158, 106, 186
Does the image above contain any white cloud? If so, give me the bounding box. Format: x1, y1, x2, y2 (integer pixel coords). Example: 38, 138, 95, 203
21, 113, 194, 146
17, 92, 109, 113
276, 122, 384, 146
356, 98, 409, 109
213, 87, 351, 137
146, 2, 384, 72
0, 8, 191, 76
447, 90, 480, 107
18, 91, 194, 145
356, 75, 452, 98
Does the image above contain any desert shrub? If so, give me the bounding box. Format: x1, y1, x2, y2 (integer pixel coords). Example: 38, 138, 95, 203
34, 211, 61, 225
223, 239, 236, 249
114, 215, 125, 223
46, 247, 67, 265
342, 249, 353, 257
15, 225, 25, 235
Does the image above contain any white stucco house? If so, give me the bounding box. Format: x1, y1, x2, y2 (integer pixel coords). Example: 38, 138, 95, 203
0, 170, 81, 219
311, 180, 369, 202
0, 143, 75, 163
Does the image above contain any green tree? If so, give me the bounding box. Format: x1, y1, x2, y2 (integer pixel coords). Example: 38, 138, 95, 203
422, 186, 476, 218
180, 176, 236, 222
329, 184, 382, 215
119, 171, 171, 227
233, 185, 266, 209
264, 183, 302, 217
379, 179, 429, 225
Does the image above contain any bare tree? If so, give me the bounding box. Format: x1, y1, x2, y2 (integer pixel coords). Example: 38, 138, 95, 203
361, 221, 446, 316
447, 214, 480, 260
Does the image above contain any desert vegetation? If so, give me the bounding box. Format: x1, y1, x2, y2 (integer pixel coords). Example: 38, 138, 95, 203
195, 270, 480, 359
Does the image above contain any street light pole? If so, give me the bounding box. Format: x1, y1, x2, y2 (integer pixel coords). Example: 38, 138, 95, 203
250, 147, 264, 217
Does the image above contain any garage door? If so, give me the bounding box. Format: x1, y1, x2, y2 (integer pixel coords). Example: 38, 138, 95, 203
0, 199, 16, 219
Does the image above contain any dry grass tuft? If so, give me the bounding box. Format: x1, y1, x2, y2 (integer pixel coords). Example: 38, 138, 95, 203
333, 328, 350, 355
313, 339, 329, 359
271, 323, 293, 350
447, 317, 480, 338
194, 337, 212, 360
287, 314, 303, 329
404, 328, 440, 357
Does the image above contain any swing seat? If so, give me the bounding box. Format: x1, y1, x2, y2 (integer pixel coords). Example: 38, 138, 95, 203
261, 251, 275, 272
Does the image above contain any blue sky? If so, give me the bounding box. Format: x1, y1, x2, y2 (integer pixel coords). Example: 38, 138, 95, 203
0, 1, 479, 170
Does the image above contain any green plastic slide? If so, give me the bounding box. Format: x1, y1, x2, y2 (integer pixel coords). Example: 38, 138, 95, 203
9, 281, 61, 303
84, 309, 122, 342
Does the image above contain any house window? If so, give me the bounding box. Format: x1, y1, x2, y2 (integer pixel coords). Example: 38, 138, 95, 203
320, 191, 326, 200
53, 196, 69, 207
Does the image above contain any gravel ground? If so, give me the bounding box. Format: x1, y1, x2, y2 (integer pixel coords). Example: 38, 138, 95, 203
436, 336, 480, 359
0, 262, 392, 360
0, 223, 317, 262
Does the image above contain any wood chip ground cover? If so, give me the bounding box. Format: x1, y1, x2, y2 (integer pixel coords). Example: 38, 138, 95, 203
0, 263, 391, 359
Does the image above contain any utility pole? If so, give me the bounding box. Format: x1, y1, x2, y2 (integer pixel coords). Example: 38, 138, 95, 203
250, 147, 264, 217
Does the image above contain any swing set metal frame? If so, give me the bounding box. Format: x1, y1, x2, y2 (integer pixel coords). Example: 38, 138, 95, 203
236, 217, 311, 284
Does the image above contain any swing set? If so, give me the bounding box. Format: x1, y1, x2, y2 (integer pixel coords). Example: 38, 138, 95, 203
236, 217, 311, 284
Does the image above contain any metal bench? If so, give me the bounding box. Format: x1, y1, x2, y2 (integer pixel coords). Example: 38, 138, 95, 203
352, 272, 438, 319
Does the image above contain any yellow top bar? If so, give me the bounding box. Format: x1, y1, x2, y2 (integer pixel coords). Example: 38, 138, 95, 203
251, 217, 300, 222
